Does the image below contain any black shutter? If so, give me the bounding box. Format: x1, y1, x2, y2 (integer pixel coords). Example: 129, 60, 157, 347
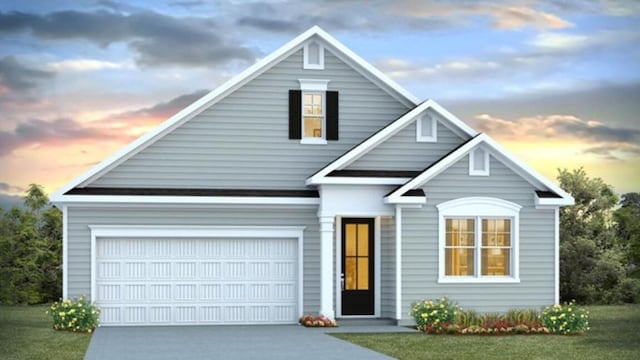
289, 90, 302, 139
326, 91, 339, 140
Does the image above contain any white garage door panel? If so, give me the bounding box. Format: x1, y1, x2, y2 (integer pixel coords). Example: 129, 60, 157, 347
95, 237, 298, 326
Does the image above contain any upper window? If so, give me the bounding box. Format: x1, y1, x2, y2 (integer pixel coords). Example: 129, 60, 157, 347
304, 41, 324, 70
416, 115, 437, 142
469, 147, 489, 176
303, 92, 324, 139
437, 197, 521, 283
289, 80, 338, 142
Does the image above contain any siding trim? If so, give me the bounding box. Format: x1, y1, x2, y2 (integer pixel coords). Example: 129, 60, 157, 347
62, 205, 68, 300
88, 225, 306, 318
51, 26, 420, 202
554, 207, 560, 304
395, 206, 402, 320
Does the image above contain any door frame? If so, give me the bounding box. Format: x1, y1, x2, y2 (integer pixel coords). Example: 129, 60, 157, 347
335, 216, 381, 318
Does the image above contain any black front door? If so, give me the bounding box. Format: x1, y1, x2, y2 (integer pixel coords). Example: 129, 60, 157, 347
341, 218, 374, 315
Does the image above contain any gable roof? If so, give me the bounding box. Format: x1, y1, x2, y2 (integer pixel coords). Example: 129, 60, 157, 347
51, 26, 420, 201
384, 133, 574, 205
306, 99, 478, 185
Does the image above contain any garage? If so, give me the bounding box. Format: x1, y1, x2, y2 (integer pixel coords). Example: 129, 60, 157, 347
90, 226, 304, 326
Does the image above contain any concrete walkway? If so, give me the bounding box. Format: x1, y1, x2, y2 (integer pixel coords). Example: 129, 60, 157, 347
84, 325, 415, 360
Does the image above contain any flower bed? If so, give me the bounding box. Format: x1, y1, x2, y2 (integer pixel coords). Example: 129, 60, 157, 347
47, 295, 100, 333
410, 297, 589, 335
299, 314, 337, 327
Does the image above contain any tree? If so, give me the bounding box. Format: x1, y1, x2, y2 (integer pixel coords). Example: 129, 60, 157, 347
614, 192, 640, 277
0, 185, 62, 304
558, 168, 626, 304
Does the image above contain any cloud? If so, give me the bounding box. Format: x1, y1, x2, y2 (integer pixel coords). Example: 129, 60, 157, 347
47, 58, 132, 72
0, 10, 257, 67
0, 117, 131, 157
0, 56, 55, 92
471, 113, 640, 160
0, 182, 25, 193
375, 58, 503, 80
0, 89, 208, 157
490, 5, 572, 30
168, 1, 205, 9
583, 143, 640, 160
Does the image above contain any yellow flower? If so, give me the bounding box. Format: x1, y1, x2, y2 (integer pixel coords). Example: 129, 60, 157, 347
59, 312, 66, 317
88, 329, 92, 333
440, 304, 444, 308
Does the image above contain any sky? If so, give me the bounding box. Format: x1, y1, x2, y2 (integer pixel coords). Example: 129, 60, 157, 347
1, 0, 639, 207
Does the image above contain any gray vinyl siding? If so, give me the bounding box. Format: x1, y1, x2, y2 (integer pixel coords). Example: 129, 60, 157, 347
380, 216, 396, 318
400, 153, 555, 322
66, 205, 321, 314
90, 47, 410, 189
348, 113, 467, 170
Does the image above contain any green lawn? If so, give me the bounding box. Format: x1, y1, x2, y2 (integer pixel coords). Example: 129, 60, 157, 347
333, 305, 640, 360
0, 305, 91, 360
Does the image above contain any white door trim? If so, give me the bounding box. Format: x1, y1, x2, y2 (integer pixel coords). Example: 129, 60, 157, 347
335, 216, 381, 318
89, 225, 305, 321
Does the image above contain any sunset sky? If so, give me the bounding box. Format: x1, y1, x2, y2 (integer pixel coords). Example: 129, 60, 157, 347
1, 0, 639, 207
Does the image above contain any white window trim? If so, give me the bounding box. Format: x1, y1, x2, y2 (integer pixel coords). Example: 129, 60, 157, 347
303, 41, 324, 69
469, 147, 490, 176
437, 197, 521, 283
416, 115, 437, 142
298, 79, 330, 144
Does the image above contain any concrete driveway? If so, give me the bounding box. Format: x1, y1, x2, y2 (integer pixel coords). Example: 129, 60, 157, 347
84, 325, 410, 360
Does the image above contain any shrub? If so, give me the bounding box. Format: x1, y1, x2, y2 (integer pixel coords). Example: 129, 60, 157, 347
299, 314, 337, 327
541, 301, 589, 334
456, 309, 482, 328
505, 308, 540, 324
619, 277, 640, 303
410, 297, 459, 333
47, 296, 99, 333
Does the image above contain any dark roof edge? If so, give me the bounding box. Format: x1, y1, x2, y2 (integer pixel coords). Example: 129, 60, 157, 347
65, 188, 320, 198
535, 190, 562, 198
327, 169, 421, 178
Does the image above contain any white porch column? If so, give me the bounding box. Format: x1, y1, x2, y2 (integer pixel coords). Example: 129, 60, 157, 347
319, 215, 335, 319
395, 205, 403, 321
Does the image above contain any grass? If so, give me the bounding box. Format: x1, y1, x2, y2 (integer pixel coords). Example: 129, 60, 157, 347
333, 305, 640, 360
0, 305, 92, 360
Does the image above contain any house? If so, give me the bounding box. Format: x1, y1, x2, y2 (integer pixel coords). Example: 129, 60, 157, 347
51, 26, 574, 327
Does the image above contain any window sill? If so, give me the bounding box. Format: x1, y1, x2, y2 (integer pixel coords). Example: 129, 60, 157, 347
437, 277, 520, 284
300, 138, 327, 145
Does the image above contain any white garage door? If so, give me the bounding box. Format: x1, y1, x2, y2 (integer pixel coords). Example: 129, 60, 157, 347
95, 237, 298, 326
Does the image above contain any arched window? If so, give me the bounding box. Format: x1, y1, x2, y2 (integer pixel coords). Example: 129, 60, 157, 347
436, 197, 521, 283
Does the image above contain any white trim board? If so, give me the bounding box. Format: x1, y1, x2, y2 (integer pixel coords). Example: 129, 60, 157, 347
89, 225, 305, 322
51, 26, 420, 201
384, 133, 574, 205
306, 100, 477, 185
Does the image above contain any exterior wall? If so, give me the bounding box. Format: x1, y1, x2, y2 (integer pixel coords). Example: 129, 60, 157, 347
380, 216, 396, 318
400, 154, 555, 322
348, 111, 467, 170
89, 47, 410, 189
66, 204, 321, 314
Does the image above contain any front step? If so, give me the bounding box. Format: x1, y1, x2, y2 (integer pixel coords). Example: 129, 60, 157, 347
335, 318, 398, 326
